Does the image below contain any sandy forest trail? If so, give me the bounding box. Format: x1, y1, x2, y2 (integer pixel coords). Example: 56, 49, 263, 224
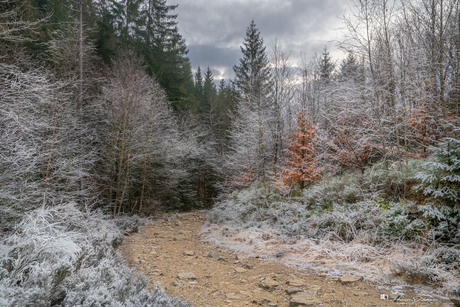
120, 212, 451, 306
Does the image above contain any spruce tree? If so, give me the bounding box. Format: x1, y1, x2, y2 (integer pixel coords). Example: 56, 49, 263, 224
233, 20, 271, 100
194, 66, 204, 100
318, 46, 335, 82
339, 52, 362, 82
230, 20, 272, 188
201, 67, 216, 116
137, 0, 194, 106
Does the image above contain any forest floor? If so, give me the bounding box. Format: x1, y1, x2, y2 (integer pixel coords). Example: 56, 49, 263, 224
120, 211, 453, 306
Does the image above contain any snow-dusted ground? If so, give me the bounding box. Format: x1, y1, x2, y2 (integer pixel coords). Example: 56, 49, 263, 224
201, 222, 456, 302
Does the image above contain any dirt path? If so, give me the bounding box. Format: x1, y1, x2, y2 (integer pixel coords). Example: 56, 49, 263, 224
120, 212, 452, 306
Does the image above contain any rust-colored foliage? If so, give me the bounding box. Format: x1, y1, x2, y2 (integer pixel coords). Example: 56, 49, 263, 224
327, 116, 379, 170
274, 111, 322, 189
400, 80, 459, 158
233, 167, 256, 188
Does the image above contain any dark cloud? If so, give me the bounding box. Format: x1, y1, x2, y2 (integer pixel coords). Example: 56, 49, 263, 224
187, 44, 241, 80
174, 0, 347, 79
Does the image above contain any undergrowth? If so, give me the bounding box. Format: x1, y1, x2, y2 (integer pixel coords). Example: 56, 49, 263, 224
207, 159, 460, 296
0, 203, 188, 307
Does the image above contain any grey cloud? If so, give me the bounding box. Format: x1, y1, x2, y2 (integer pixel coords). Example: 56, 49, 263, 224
187, 44, 241, 80
175, 0, 347, 78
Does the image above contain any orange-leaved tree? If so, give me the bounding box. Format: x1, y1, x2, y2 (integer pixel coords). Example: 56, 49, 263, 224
274, 111, 322, 189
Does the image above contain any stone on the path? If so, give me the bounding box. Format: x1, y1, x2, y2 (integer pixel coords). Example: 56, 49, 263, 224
234, 267, 247, 273
389, 293, 401, 302
287, 277, 306, 288
207, 251, 219, 258
289, 292, 321, 307
172, 280, 186, 287
177, 272, 196, 280
338, 275, 363, 285
286, 288, 303, 295
275, 249, 288, 258
252, 299, 272, 305
260, 278, 280, 291
225, 293, 242, 300
183, 250, 195, 256
148, 269, 163, 276
243, 263, 254, 269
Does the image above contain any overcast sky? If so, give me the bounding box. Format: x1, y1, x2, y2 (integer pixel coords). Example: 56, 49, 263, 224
172, 0, 348, 81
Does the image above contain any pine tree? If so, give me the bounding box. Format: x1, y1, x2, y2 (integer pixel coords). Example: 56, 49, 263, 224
233, 20, 271, 99
274, 111, 322, 189
194, 66, 203, 100
338, 52, 363, 82
318, 46, 335, 82
230, 20, 272, 188
131, 0, 194, 106
201, 67, 216, 116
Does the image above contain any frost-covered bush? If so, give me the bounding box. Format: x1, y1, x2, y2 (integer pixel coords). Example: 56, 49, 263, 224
362, 159, 425, 199
309, 202, 379, 242
373, 200, 424, 242
422, 247, 460, 270
415, 136, 460, 207
418, 204, 460, 243
208, 185, 429, 243
208, 184, 319, 235
302, 172, 361, 207
0, 203, 187, 307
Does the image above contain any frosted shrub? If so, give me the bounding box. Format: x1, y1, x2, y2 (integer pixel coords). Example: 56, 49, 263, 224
362, 159, 424, 198
114, 214, 145, 239
418, 204, 460, 243
308, 201, 382, 242
415, 136, 460, 206
302, 172, 361, 207
209, 185, 431, 244
0, 203, 187, 307
375, 200, 425, 242
422, 247, 460, 269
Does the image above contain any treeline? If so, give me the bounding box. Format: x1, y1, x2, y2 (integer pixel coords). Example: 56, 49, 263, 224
0, 0, 233, 228
223, 1, 459, 208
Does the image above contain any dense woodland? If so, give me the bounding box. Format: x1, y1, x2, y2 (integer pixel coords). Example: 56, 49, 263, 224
1, 0, 459, 305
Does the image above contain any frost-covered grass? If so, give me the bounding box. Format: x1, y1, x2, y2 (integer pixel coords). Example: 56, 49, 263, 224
0, 203, 188, 307
208, 185, 433, 243
207, 169, 460, 296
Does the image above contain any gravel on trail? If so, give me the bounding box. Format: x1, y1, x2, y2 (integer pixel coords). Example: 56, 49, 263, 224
120, 211, 452, 307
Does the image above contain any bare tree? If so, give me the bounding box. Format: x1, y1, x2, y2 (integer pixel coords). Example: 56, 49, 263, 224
269, 40, 296, 176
